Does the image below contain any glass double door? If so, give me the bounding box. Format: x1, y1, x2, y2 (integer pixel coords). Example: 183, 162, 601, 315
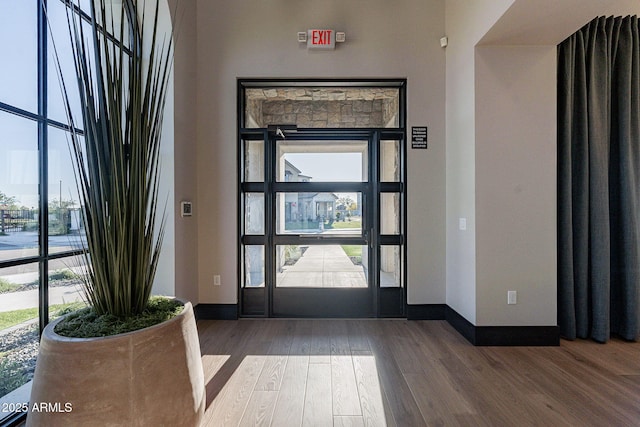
240, 128, 405, 317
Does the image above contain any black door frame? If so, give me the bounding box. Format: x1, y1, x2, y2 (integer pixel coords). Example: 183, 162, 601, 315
269, 128, 375, 317
238, 79, 407, 318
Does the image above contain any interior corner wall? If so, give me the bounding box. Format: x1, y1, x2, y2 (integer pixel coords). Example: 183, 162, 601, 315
445, 0, 514, 324
471, 2, 640, 328
475, 45, 557, 326
446, 0, 640, 328
195, 0, 446, 306
170, 0, 199, 303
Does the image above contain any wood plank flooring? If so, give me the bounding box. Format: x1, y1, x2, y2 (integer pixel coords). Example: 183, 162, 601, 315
197, 319, 640, 427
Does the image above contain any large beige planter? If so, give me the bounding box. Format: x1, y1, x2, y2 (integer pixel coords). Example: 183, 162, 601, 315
27, 301, 205, 427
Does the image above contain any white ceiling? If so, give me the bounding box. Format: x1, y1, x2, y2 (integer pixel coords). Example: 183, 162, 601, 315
479, 0, 640, 45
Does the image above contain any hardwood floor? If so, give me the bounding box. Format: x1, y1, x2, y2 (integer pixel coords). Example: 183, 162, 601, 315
197, 319, 640, 427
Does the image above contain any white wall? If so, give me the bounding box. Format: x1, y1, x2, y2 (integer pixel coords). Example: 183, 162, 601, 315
194, 0, 447, 305
475, 45, 557, 326
444, 0, 514, 323
170, 0, 199, 303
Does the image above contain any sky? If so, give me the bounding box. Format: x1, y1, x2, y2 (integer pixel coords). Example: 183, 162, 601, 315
0, 1, 85, 209
284, 152, 363, 182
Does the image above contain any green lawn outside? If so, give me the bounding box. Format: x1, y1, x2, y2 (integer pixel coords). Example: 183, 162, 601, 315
0, 278, 20, 294
0, 307, 38, 330
329, 219, 361, 229
0, 302, 85, 330
341, 245, 363, 258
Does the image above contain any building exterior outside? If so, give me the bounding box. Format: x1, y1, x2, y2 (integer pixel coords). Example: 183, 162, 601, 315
283, 160, 338, 225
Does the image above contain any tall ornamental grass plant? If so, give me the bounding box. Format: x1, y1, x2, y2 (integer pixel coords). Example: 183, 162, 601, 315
49, 0, 173, 318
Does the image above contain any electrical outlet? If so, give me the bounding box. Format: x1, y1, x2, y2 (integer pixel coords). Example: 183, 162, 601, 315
459, 217, 467, 231
214, 275, 221, 286
507, 290, 517, 305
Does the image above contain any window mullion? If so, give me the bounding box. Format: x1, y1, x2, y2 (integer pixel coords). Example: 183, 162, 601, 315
37, 0, 49, 333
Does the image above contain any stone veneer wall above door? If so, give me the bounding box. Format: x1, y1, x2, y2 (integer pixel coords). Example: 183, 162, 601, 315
261, 99, 385, 127
245, 87, 399, 128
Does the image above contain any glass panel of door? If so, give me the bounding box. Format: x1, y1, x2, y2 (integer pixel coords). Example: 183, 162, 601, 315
271, 133, 372, 317
240, 129, 405, 317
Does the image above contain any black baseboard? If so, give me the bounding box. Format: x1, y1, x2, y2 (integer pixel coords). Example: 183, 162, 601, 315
194, 303, 238, 320
473, 325, 560, 346
194, 303, 559, 346
407, 304, 447, 320
445, 306, 560, 346
407, 304, 559, 346
444, 306, 477, 343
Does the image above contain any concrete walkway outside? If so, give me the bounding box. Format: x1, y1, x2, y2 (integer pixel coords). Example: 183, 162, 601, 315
277, 245, 367, 288
0, 266, 86, 312
0, 284, 84, 312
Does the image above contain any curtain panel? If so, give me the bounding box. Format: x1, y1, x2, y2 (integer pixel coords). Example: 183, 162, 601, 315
558, 15, 640, 343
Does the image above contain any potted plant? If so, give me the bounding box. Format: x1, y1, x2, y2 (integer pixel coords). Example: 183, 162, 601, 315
27, 1, 204, 425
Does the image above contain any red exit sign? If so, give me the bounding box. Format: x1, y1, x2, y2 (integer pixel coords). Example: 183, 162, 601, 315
307, 29, 335, 49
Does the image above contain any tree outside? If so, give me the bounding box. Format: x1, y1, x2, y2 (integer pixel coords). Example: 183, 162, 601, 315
0, 191, 18, 210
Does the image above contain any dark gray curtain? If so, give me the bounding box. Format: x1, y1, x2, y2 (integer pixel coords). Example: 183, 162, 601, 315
558, 16, 640, 343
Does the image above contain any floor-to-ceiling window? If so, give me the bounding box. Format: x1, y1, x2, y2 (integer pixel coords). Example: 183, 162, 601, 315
0, 1, 123, 419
